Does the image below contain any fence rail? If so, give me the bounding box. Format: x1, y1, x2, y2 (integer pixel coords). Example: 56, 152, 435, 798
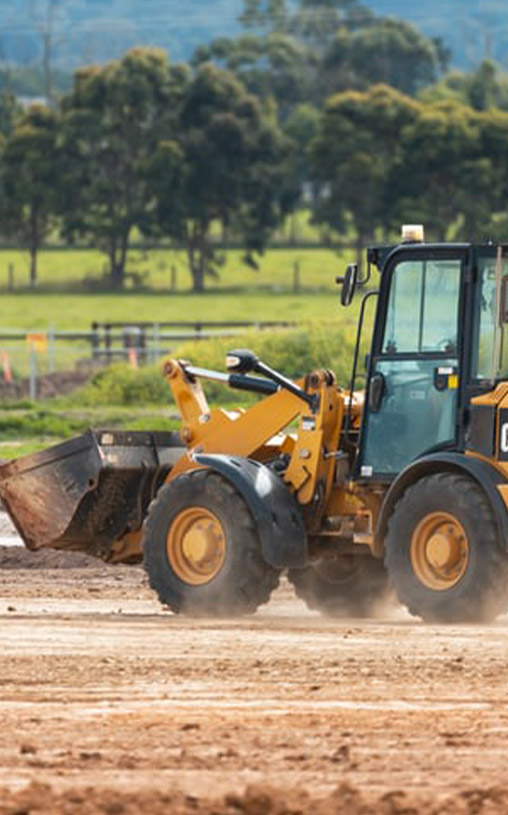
0, 321, 296, 399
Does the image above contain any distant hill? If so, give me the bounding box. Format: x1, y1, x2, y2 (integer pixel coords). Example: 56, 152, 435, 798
0, 0, 505, 78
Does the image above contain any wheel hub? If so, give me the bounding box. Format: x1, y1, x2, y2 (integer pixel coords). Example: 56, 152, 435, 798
166, 507, 226, 586
410, 512, 469, 591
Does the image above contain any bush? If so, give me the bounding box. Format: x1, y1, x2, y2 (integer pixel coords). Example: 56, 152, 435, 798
72, 363, 171, 407
176, 321, 356, 385
0, 410, 86, 438
70, 321, 358, 407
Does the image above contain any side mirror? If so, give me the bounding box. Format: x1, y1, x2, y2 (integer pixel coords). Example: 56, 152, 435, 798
336, 263, 359, 307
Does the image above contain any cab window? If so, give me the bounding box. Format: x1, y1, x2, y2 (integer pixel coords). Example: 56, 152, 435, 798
383, 259, 461, 355
472, 254, 508, 380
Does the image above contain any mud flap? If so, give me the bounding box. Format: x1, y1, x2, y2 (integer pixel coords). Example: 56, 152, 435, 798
193, 453, 308, 569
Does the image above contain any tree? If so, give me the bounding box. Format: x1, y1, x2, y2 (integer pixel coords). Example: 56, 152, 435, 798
239, 0, 289, 31
59, 48, 189, 289
0, 89, 21, 137
194, 33, 315, 119
422, 60, 508, 112
147, 64, 294, 292
0, 104, 59, 286
322, 18, 444, 98
201, 2, 446, 125
311, 84, 419, 265
395, 100, 493, 241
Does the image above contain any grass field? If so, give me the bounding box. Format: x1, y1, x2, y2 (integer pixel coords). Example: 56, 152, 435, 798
0, 245, 351, 300
0, 245, 367, 375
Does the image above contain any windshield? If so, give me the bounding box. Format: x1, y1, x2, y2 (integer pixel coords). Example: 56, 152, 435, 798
472, 249, 508, 381
383, 258, 461, 355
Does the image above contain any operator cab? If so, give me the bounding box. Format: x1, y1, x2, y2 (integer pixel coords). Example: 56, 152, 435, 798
341, 227, 508, 482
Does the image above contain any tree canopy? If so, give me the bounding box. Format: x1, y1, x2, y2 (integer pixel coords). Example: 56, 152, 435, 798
147, 63, 294, 292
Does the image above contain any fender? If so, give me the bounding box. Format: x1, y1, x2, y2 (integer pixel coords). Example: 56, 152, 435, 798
193, 453, 308, 569
375, 452, 508, 555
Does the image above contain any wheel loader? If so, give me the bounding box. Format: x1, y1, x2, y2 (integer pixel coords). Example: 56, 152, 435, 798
3, 225, 508, 623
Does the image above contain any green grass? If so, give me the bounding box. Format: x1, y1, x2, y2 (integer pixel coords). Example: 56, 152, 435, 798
0, 245, 367, 377
0, 288, 353, 328
0, 245, 352, 301
0, 404, 182, 458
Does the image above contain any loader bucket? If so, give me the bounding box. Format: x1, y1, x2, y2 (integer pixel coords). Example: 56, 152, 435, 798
0, 429, 184, 560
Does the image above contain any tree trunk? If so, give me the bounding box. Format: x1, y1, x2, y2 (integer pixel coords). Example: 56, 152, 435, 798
29, 206, 38, 288
108, 227, 130, 289
187, 222, 208, 293
29, 246, 37, 289
189, 254, 205, 293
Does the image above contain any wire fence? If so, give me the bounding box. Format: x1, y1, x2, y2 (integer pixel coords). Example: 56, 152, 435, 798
0, 321, 296, 399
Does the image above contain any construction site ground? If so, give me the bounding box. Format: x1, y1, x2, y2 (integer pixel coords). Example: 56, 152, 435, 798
1, 515, 508, 814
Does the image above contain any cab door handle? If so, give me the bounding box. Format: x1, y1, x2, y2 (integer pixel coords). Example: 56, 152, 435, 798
368, 372, 386, 412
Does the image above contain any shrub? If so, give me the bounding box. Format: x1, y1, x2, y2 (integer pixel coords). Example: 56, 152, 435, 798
73, 363, 171, 407
176, 321, 356, 386
70, 321, 358, 407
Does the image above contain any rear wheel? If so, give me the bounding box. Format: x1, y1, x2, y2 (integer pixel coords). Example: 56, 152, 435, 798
142, 470, 280, 616
385, 472, 508, 622
287, 555, 392, 617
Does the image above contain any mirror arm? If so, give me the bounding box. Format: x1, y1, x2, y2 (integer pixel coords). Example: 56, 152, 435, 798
358, 260, 372, 288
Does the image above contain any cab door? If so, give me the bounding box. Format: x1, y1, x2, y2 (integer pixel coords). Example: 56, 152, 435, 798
357, 250, 466, 479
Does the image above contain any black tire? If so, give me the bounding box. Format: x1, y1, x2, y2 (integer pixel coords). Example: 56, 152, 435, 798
287, 555, 392, 617
385, 472, 508, 623
142, 469, 280, 616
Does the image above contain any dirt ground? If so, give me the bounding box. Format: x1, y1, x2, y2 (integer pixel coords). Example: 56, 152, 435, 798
1, 523, 508, 814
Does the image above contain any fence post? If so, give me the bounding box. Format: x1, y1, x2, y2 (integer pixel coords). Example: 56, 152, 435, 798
8, 263, 14, 291
29, 343, 37, 401
91, 322, 100, 361
293, 261, 301, 294
48, 325, 56, 373
152, 323, 160, 363
170, 264, 177, 292
105, 324, 112, 365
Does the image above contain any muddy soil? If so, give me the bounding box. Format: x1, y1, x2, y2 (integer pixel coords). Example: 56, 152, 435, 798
1, 537, 508, 814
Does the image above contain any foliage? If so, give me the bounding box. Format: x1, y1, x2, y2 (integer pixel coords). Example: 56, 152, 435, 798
421, 61, 508, 112
311, 84, 419, 261
194, 33, 316, 119
0, 408, 85, 438
200, 2, 445, 121
56, 322, 357, 410
0, 104, 60, 286
396, 101, 508, 241
147, 63, 295, 292
175, 321, 357, 400
322, 18, 444, 97
74, 363, 171, 406
0, 90, 22, 137
59, 48, 189, 288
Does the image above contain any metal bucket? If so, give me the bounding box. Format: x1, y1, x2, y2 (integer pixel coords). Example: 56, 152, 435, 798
0, 429, 183, 560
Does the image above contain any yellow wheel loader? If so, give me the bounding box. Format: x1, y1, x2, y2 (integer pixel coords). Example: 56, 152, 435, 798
3, 227, 508, 622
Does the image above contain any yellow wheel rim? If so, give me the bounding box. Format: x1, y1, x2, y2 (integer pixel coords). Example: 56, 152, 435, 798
410, 511, 469, 591
166, 507, 226, 586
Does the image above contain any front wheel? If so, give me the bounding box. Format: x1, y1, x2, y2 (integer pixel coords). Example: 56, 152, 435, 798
142, 469, 280, 616
385, 472, 508, 623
